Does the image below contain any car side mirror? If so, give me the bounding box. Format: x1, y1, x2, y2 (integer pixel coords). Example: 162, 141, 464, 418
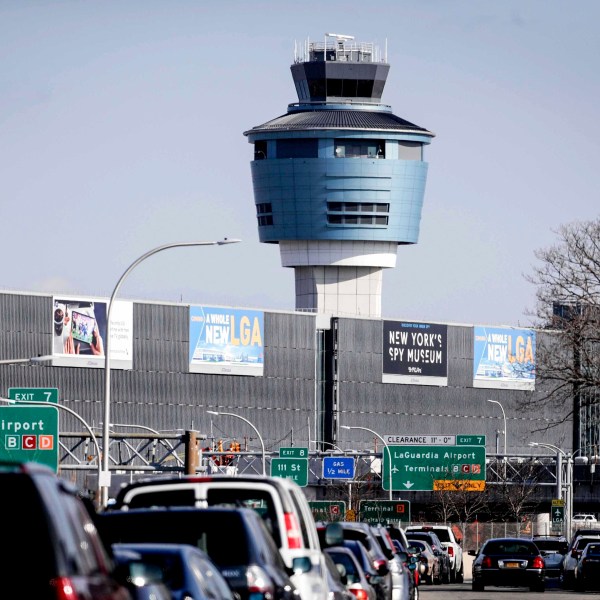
336, 563, 348, 585
324, 522, 344, 547
292, 556, 312, 574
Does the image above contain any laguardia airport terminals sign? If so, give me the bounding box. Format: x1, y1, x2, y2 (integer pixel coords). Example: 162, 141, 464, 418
382, 434, 486, 492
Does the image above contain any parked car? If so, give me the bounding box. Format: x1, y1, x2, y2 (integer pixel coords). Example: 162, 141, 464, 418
0, 461, 132, 599
318, 522, 392, 600
530, 535, 567, 582
560, 534, 600, 589
572, 513, 598, 523
574, 541, 600, 591
325, 545, 377, 600
323, 550, 355, 600
112, 543, 238, 599
406, 539, 440, 585
470, 537, 545, 592
97, 506, 300, 600
404, 525, 463, 583
405, 531, 450, 584
112, 474, 328, 600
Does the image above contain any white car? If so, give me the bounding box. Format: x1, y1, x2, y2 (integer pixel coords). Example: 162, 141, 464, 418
572, 514, 597, 523
561, 534, 600, 589
114, 474, 330, 600
405, 525, 464, 583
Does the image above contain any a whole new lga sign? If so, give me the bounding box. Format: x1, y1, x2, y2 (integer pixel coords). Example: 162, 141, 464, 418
382, 434, 486, 492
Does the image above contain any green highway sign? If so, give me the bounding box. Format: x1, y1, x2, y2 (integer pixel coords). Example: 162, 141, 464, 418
383, 437, 487, 492
0, 405, 59, 471
456, 435, 486, 446
551, 499, 565, 523
271, 457, 308, 486
279, 447, 308, 458
8, 387, 59, 403
309, 501, 346, 521
359, 500, 411, 524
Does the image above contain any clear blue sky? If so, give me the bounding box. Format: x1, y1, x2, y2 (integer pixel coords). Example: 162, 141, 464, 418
1, 1, 598, 327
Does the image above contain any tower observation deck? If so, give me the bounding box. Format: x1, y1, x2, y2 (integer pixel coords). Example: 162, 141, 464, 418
244, 33, 435, 317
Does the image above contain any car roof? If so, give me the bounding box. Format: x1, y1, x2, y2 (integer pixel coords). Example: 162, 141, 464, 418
114, 542, 208, 556
97, 505, 277, 563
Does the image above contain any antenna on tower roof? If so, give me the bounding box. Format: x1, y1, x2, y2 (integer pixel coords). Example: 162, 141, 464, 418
325, 33, 355, 40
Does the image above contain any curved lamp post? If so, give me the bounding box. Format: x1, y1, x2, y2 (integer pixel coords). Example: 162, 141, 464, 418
101, 238, 241, 508
487, 399, 507, 457
530, 441, 584, 535
319, 440, 347, 454
0, 355, 53, 365
341, 425, 393, 500
207, 410, 266, 475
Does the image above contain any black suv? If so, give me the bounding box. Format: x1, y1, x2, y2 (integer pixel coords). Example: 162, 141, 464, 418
0, 461, 131, 599
97, 506, 300, 599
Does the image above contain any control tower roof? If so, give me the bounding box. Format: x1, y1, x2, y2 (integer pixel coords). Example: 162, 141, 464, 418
244, 34, 434, 138
245, 108, 433, 136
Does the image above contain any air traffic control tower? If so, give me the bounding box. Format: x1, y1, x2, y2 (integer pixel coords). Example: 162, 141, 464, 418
244, 34, 434, 317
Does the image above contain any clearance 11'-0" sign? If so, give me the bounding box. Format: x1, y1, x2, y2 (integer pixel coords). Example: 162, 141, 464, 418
382, 434, 486, 492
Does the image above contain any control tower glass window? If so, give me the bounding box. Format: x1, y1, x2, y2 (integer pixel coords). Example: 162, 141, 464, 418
276, 139, 318, 159
254, 141, 268, 160
398, 141, 423, 160
256, 203, 273, 226
334, 139, 385, 158
327, 202, 389, 226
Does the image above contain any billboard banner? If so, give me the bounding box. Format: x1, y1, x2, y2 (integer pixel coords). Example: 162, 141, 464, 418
189, 306, 264, 376
473, 326, 536, 390
382, 321, 448, 386
52, 296, 133, 369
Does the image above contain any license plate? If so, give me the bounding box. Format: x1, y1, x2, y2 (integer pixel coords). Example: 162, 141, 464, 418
505, 562, 520, 568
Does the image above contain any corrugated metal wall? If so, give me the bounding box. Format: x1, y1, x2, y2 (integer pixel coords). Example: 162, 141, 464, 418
0, 291, 571, 458
335, 317, 570, 455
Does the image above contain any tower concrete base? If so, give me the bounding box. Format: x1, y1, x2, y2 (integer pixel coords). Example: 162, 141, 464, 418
293, 265, 384, 317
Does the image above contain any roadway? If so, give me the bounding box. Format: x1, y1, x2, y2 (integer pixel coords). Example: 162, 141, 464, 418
417, 555, 600, 599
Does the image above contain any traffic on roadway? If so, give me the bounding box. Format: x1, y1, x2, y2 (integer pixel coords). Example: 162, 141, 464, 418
5, 460, 600, 599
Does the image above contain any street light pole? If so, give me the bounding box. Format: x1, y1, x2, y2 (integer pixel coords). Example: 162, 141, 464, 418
530, 441, 569, 536
341, 425, 393, 501
207, 410, 266, 475
487, 399, 507, 457
0, 355, 53, 365
101, 238, 240, 508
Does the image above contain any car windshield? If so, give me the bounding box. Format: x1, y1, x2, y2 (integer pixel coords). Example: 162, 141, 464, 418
534, 540, 568, 554
431, 529, 450, 542
576, 537, 600, 550
484, 541, 536, 555
409, 541, 428, 553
